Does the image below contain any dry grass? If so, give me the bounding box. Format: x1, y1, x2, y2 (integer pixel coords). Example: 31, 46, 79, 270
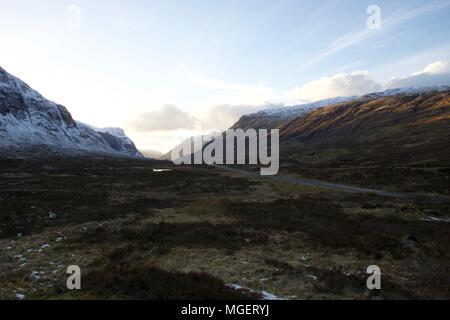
1, 157, 449, 300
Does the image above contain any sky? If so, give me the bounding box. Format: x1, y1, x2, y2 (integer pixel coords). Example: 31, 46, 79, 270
1, 0, 450, 153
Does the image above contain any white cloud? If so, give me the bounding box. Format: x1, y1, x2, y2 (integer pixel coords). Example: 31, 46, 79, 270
386, 60, 450, 89
199, 103, 280, 131
419, 60, 450, 74
129, 105, 198, 132
127, 129, 206, 154
291, 71, 382, 101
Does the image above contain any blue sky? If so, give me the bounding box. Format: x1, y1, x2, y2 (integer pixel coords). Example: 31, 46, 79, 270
1, 0, 450, 152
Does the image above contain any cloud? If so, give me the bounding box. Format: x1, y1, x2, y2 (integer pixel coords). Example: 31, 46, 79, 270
291, 71, 382, 101
200, 104, 277, 131
417, 60, 450, 74
386, 60, 450, 89
127, 129, 205, 154
129, 105, 198, 132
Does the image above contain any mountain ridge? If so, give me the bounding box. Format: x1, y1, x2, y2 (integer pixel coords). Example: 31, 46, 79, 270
0, 66, 143, 158
277, 89, 450, 193
232, 86, 450, 131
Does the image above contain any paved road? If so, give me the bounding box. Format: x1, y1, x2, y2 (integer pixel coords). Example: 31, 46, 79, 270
212, 165, 450, 203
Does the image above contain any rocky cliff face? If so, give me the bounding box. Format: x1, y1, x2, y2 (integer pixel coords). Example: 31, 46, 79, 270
0, 66, 142, 158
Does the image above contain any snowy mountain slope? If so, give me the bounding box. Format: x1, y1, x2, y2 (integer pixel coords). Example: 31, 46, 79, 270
86, 125, 143, 157
362, 86, 450, 99
0, 66, 142, 157
231, 85, 450, 131
256, 96, 357, 117
231, 96, 358, 130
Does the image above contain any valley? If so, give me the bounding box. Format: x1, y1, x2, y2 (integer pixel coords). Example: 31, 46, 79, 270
1, 66, 449, 301
0, 156, 449, 300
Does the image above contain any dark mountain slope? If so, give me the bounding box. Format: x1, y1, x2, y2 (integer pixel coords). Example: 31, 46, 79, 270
278, 91, 450, 193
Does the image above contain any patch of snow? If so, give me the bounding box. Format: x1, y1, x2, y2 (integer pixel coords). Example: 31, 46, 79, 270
299, 255, 308, 262
14, 254, 26, 262
365, 85, 450, 99
305, 274, 318, 281
260, 290, 286, 300
15, 293, 26, 300
47, 212, 57, 220
420, 215, 450, 223
254, 96, 357, 118
227, 283, 288, 300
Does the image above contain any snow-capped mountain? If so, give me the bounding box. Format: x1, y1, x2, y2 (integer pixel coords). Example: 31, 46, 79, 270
231, 85, 450, 131
0, 66, 142, 157
86, 125, 143, 157
231, 96, 358, 130
362, 85, 450, 99
256, 96, 357, 117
